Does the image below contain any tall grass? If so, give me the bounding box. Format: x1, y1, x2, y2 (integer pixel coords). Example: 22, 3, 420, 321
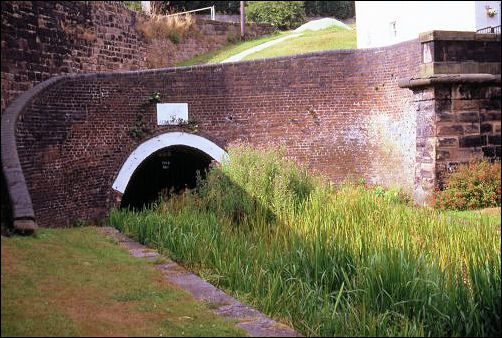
136, 13, 196, 41
110, 145, 501, 337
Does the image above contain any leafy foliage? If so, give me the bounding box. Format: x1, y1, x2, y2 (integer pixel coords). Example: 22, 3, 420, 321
304, 1, 355, 19
153, 1, 241, 15
246, 1, 306, 30
123, 1, 143, 12
434, 160, 501, 210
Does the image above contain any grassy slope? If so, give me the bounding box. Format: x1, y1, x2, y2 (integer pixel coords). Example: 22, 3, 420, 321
242, 26, 356, 60
175, 25, 356, 67
175, 31, 286, 66
1, 227, 245, 337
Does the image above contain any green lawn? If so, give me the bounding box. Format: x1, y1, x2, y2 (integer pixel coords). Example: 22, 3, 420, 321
1, 227, 245, 337
242, 26, 356, 60
175, 25, 356, 66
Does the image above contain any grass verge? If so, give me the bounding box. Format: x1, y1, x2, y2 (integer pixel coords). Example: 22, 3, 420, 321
1, 227, 245, 337
110, 145, 501, 337
242, 26, 356, 60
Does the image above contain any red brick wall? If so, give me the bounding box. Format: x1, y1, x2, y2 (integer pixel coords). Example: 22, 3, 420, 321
1, 1, 273, 111
14, 40, 421, 227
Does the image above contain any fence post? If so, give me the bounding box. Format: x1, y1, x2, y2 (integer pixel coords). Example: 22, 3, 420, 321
240, 1, 245, 40
211, 5, 215, 20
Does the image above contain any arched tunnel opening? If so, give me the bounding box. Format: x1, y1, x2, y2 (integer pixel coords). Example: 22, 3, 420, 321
120, 145, 213, 210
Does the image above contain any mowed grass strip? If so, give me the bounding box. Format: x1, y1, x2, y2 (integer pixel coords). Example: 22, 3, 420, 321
1, 227, 246, 337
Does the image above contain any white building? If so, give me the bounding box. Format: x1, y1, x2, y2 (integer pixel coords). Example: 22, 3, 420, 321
356, 1, 501, 48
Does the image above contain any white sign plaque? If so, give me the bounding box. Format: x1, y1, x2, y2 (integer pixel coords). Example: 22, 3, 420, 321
156, 103, 188, 125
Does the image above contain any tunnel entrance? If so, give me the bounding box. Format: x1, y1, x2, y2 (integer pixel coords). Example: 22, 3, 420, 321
120, 145, 212, 210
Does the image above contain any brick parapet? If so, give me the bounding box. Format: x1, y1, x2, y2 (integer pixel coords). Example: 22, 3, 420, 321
4, 40, 421, 227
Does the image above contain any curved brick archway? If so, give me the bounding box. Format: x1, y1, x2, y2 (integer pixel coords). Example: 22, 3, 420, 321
112, 132, 228, 194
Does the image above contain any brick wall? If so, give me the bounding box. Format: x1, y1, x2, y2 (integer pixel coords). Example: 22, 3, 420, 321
12, 40, 420, 227
0, 1, 273, 111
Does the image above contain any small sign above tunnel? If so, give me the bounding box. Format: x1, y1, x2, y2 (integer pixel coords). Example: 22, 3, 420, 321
156, 103, 188, 125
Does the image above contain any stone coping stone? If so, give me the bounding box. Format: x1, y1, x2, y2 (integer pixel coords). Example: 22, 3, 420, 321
398, 74, 501, 88
419, 30, 501, 42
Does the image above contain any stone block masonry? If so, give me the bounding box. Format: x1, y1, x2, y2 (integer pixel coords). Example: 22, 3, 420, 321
400, 31, 501, 205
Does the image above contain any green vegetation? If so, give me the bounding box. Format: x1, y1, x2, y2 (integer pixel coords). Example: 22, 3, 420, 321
242, 26, 356, 60
304, 1, 355, 19
176, 25, 356, 66
175, 31, 284, 66
123, 1, 142, 12
157, 1, 241, 15
1, 228, 245, 337
434, 160, 501, 210
444, 207, 501, 225
110, 145, 501, 337
246, 1, 306, 30
151, 1, 355, 18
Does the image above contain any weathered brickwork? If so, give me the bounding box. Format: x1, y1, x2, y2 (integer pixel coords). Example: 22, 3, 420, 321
0, 1, 273, 111
11, 40, 420, 227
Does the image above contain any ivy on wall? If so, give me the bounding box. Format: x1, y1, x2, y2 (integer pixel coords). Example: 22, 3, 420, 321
129, 92, 200, 141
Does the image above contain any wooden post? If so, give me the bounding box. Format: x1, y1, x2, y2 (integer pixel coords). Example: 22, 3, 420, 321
240, 1, 245, 40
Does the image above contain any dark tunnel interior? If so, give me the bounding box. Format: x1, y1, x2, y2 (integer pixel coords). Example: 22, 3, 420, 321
120, 145, 213, 210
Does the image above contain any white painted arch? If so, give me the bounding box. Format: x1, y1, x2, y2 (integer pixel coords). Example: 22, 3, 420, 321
112, 132, 228, 193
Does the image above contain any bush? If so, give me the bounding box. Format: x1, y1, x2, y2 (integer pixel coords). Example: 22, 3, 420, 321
168, 31, 181, 44
304, 1, 355, 19
123, 1, 143, 12
155, 1, 241, 15
246, 1, 306, 30
434, 160, 501, 210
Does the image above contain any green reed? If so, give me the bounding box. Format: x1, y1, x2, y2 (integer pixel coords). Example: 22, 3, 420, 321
109, 145, 501, 337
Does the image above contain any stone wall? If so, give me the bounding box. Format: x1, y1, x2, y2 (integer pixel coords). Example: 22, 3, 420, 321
0, 1, 273, 111
406, 80, 501, 204
399, 31, 501, 204
9, 40, 421, 227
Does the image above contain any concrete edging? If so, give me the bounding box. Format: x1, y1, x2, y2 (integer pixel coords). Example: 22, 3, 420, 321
98, 227, 302, 337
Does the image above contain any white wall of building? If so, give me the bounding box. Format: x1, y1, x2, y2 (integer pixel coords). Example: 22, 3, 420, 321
475, 1, 502, 30
356, 1, 500, 48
